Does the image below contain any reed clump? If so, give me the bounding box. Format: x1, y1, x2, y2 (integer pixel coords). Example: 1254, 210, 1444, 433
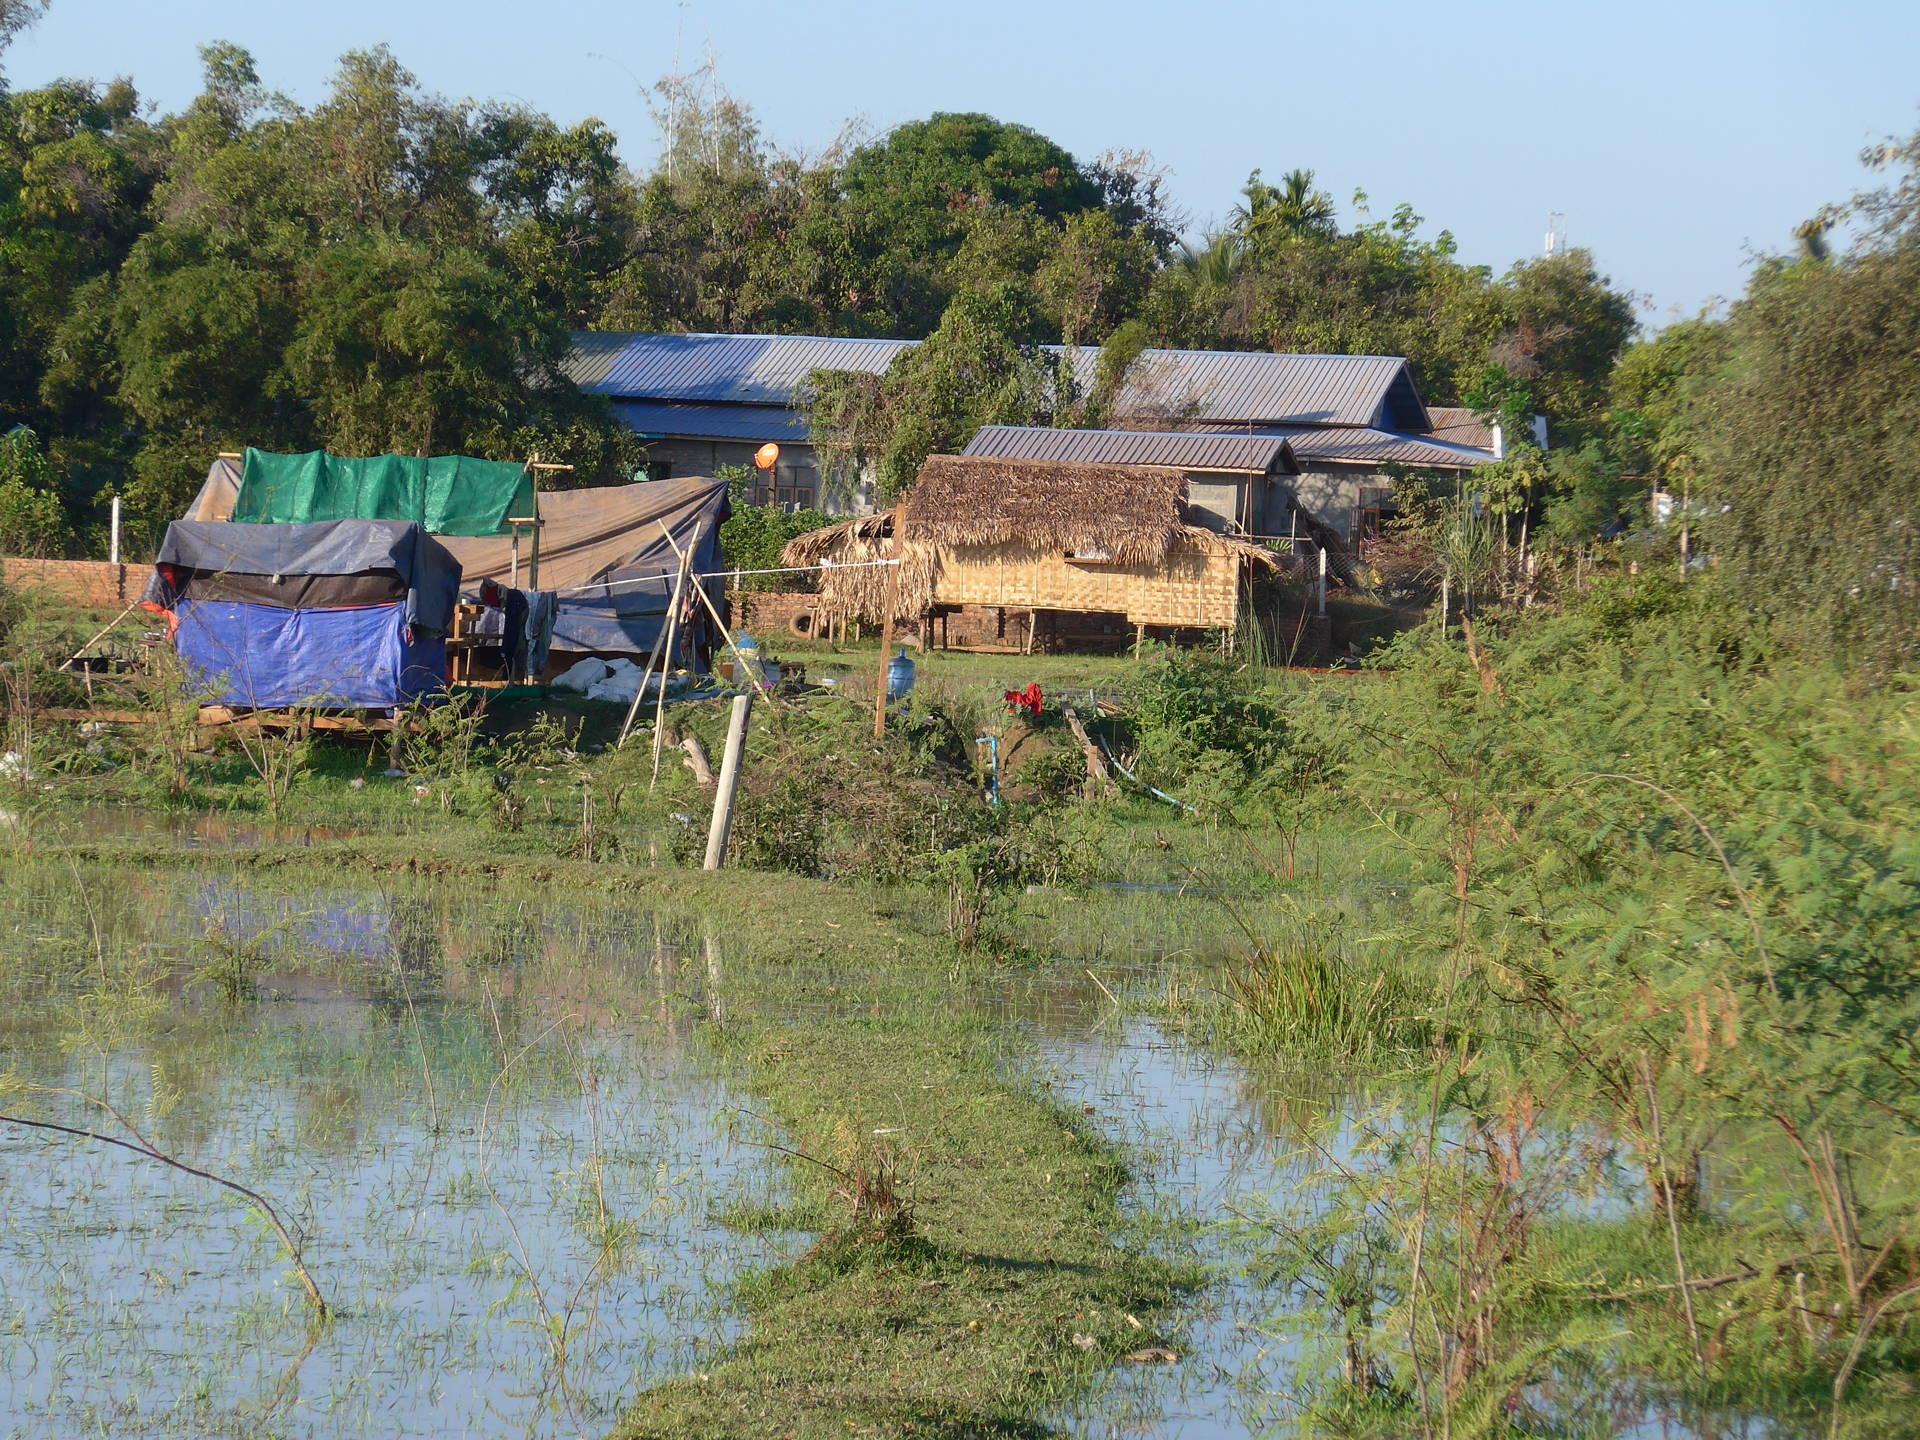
1218, 912, 1423, 1065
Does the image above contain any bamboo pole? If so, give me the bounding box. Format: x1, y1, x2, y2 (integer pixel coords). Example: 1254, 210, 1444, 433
703, 692, 753, 870
62, 599, 143, 671
617, 595, 675, 750
648, 547, 693, 790
873, 548, 903, 739
654, 521, 772, 702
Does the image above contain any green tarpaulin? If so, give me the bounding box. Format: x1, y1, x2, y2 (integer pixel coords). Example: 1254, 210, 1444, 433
231, 448, 537, 537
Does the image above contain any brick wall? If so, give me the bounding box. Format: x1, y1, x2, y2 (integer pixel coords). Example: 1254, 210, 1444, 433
1, 558, 136, 608
731, 589, 821, 639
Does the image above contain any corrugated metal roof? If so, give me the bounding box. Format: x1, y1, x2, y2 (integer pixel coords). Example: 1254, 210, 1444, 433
1257, 425, 1494, 469
1054, 346, 1429, 430
962, 425, 1297, 473
609, 400, 809, 443
1424, 405, 1496, 453
570, 331, 1432, 430
567, 332, 912, 404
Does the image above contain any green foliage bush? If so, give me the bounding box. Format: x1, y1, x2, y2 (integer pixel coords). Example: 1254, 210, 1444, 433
715, 466, 826, 592
1258, 581, 1920, 1429
1125, 649, 1295, 817
0, 428, 72, 556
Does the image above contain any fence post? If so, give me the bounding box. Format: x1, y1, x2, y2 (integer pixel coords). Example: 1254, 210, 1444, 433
109, 495, 121, 566
1317, 546, 1327, 618
703, 691, 753, 871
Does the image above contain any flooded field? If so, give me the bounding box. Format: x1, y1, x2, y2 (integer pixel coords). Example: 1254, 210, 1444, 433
0, 862, 1818, 1438
0, 877, 795, 1438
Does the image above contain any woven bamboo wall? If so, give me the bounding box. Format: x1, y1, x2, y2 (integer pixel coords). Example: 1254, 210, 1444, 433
930, 542, 1239, 627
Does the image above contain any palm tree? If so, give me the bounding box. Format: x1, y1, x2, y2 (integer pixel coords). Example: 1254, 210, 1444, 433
1231, 167, 1336, 251
1274, 168, 1335, 235
1178, 232, 1245, 288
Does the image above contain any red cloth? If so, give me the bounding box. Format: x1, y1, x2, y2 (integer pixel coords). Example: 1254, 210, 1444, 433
1003, 682, 1044, 718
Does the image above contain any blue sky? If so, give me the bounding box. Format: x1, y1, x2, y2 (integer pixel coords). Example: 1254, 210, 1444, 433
12, 0, 1918, 326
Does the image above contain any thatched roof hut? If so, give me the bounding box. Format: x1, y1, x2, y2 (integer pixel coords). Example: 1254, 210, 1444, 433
899, 455, 1185, 567
783, 454, 1282, 631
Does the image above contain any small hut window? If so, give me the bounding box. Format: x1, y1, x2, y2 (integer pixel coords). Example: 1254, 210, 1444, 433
1065, 545, 1116, 564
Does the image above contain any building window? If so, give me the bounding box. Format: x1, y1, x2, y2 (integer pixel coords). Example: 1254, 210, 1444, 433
644, 459, 673, 482
750, 469, 815, 511
1356, 484, 1398, 542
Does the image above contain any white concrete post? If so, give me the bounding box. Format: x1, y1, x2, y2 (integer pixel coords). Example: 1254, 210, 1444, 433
703, 691, 754, 871
109, 495, 121, 565
1317, 546, 1327, 617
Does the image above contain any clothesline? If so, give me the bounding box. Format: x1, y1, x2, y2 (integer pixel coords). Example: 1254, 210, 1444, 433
543, 556, 901, 599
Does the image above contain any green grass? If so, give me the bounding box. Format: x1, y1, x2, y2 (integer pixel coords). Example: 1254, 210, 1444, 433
624, 1005, 1187, 1437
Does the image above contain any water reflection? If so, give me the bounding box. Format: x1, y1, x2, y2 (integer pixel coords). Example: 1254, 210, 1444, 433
0, 882, 795, 1439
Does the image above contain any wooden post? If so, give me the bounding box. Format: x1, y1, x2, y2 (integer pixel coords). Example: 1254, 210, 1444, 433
703, 692, 753, 870
1133, 621, 1145, 659
1679, 474, 1691, 581
1062, 707, 1115, 798
649, 547, 693, 790
680, 732, 714, 787
873, 553, 902, 739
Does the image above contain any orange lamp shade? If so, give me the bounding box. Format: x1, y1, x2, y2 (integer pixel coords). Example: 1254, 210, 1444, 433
754, 442, 781, 471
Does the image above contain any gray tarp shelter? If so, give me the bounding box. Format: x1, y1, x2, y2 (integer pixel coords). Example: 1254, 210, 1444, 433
439, 477, 730, 656
183, 460, 731, 659
142, 519, 462, 708
146, 519, 461, 631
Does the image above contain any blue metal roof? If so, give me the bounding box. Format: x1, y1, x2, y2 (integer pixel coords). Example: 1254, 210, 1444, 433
571, 331, 1435, 432
609, 400, 810, 443
963, 425, 1298, 473
568, 332, 912, 405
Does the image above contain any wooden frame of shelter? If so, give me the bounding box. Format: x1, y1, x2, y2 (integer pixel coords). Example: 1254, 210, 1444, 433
783, 455, 1283, 649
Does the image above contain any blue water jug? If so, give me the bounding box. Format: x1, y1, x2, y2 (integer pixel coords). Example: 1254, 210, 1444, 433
886, 646, 916, 700
733, 631, 762, 684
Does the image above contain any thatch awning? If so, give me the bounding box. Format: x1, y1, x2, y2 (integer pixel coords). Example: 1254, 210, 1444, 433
1178, 526, 1287, 573
782, 510, 932, 624
899, 455, 1185, 567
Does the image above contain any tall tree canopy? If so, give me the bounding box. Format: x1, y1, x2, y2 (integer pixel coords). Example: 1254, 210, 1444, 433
1690, 128, 1920, 673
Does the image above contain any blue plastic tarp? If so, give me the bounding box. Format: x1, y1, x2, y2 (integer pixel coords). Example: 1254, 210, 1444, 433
551, 575, 680, 654
176, 599, 448, 709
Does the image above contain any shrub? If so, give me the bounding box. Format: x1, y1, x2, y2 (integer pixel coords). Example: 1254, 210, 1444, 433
717, 465, 827, 592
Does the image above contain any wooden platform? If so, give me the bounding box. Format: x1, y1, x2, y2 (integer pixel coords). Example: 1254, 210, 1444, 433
39, 705, 409, 735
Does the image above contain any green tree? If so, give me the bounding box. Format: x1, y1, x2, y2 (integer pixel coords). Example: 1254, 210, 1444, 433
808, 285, 1067, 505
1606, 317, 1728, 479
836, 113, 1108, 335
279, 234, 561, 457
1230, 166, 1336, 250
1692, 127, 1920, 673
0, 426, 70, 554
1491, 249, 1639, 432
